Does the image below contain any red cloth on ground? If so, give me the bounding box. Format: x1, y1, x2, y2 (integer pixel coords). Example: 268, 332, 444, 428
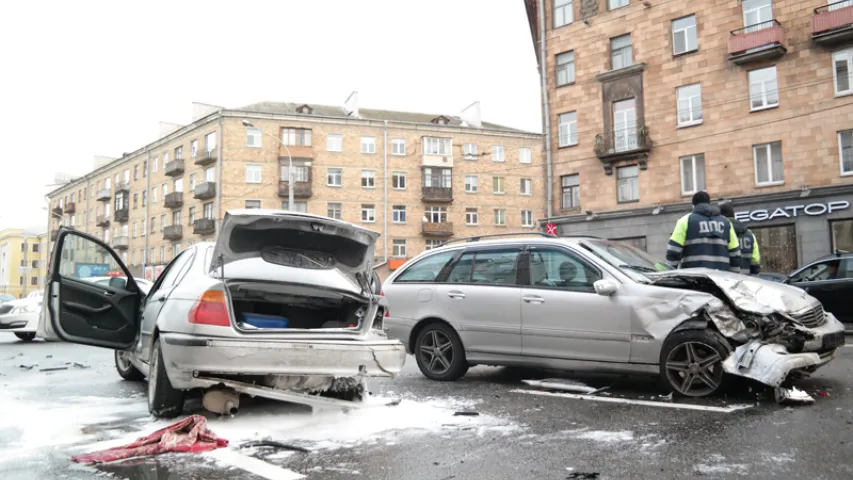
72, 414, 229, 465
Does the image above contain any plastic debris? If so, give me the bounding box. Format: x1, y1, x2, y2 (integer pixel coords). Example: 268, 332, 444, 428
453, 411, 480, 417
239, 440, 310, 453
774, 386, 815, 405
566, 473, 600, 479
522, 378, 598, 394
659, 392, 673, 401
817, 391, 830, 398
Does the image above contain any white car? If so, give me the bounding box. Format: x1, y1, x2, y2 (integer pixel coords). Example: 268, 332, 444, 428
0, 293, 44, 341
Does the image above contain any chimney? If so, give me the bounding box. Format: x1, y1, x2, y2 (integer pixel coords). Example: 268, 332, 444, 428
460, 101, 482, 128
191, 102, 223, 122
158, 121, 183, 138
344, 91, 359, 117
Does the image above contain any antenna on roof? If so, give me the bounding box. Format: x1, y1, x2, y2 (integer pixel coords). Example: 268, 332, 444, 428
345, 91, 359, 118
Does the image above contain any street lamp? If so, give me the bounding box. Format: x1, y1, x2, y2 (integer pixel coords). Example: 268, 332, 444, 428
242, 119, 294, 211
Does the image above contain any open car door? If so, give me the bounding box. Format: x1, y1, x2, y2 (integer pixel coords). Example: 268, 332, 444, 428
47, 228, 142, 349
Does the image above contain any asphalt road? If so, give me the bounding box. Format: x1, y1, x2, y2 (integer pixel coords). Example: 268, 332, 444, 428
3, 337, 853, 480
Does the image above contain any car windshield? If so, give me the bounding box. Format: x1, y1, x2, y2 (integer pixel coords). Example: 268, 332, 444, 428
580, 239, 672, 282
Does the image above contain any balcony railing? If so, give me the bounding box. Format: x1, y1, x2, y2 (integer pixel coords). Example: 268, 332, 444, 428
594, 125, 652, 174
422, 221, 454, 236
51, 206, 63, 217
64, 202, 76, 215
164, 192, 184, 209
728, 19, 787, 64
278, 181, 313, 198
97, 188, 111, 201
112, 236, 129, 250
422, 185, 453, 203
193, 182, 216, 200
114, 208, 129, 223
163, 225, 183, 241
193, 218, 216, 235
115, 181, 130, 193
194, 148, 218, 166
813, 1, 853, 44
96, 215, 110, 227
165, 159, 185, 177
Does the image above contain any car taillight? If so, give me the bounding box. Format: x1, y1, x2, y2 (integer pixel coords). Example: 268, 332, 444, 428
189, 290, 230, 327
380, 289, 384, 296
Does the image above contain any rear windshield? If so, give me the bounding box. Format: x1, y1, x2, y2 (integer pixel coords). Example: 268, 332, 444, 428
230, 225, 368, 268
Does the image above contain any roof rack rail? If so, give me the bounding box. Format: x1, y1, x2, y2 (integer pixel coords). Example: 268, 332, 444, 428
440, 232, 557, 246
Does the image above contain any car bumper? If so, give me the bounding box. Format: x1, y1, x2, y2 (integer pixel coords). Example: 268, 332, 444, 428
160, 332, 407, 390
0, 312, 39, 332
384, 317, 415, 353
801, 312, 846, 353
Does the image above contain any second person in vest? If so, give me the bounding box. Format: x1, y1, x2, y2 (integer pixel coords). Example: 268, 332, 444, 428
666, 191, 740, 272
720, 203, 761, 276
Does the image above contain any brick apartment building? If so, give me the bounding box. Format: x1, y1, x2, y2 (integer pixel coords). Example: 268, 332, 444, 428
46, 97, 544, 279
525, 0, 853, 273
0, 228, 48, 298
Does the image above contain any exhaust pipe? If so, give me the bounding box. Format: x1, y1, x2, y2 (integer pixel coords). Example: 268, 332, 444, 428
203, 389, 240, 416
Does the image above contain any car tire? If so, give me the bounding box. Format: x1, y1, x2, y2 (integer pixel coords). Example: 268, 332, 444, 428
114, 350, 145, 381
148, 338, 185, 418
414, 322, 469, 381
659, 329, 732, 398
14, 332, 36, 342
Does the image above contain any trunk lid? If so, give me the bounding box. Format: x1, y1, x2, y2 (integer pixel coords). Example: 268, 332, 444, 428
210, 210, 380, 291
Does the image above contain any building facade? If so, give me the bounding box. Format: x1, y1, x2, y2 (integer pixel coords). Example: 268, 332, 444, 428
526, 0, 853, 272
46, 99, 544, 279
0, 228, 48, 298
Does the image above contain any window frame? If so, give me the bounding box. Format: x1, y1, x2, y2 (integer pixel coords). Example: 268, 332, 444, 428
556, 50, 575, 87
753, 141, 785, 186
680, 153, 707, 196
494, 208, 507, 226
519, 147, 533, 164
465, 208, 479, 226
561, 174, 580, 210
521, 210, 534, 227
525, 245, 603, 293
327, 133, 343, 152
392, 239, 407, 258
558, 111, 578, 147
361, 136, 376, 154
361, 169, 376, 189
520, 178, 533, 196
676, 83, 703, 127
246, 128, 262, 148
361, 204, 376, 223
245, 164, 262, 184
327, 168, 343, 187
554, 0, 574, 28
672, 14, 698, 56
391, 138, 406, 156
445, 247, 524, 287
608, 0, 629, 10
616, 165, 640, 203
423, 137, 452, 156
748, 66, 779, 112
492, 176, 505, 194
392, 205, 407, 224
465, 175, 479, 193
327, 202, 342, 220
610, 34, 633, 70
463, 143, 478, 160
392, 171, 407, 190
833, 48, 853, 96
840, 129, 853, 176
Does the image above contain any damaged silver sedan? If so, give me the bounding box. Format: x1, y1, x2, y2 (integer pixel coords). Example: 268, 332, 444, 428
382, 233, 845, 397
41, 211, 406, 417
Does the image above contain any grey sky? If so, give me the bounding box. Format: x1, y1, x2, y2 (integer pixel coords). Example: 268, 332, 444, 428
0, 0, 542, 231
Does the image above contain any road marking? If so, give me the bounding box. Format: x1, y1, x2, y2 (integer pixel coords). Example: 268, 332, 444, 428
510, 389, 754, 413
208, 449, 305, 480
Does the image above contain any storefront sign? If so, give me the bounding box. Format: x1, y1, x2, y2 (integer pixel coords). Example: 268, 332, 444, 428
735, 201, 850, 223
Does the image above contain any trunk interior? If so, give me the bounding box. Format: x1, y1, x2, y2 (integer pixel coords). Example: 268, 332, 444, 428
228, 283, 368, 331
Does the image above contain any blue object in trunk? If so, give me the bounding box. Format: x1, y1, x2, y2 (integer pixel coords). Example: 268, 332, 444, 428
242, 313, 289, 329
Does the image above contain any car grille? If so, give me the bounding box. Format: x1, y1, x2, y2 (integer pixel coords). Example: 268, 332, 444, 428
0, 305, 13, 315
790, 305, 826, 328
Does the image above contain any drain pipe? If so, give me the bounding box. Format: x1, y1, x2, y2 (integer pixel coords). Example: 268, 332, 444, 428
382, 120, 389, 262
539, 0, 553, 219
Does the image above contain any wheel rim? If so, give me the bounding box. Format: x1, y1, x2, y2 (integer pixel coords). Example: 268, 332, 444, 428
116, 351, 132, 371
418, 329, 454, 375
664, 341, 724, 397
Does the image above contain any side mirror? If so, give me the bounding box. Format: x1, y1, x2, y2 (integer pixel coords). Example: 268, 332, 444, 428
593, 279, 618, 296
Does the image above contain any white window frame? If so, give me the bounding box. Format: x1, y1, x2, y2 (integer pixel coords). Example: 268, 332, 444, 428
748, 66, 779, 111
361, 204, 376, 223
610, 34, 633, 70
554, 0, 573, 28
191, 140, 198, 158
205, 132, 217, 152
616, 165, 640, 203
327, 202, 342, 220
327, 168, 343, 187
556, 50, 575, 86
679, 154, 707, 196
672, 15, 698, 55
561, 174, 580, 209
361, 170, 376, 189
493, 177, 505, 194
743, 0, 773, 32
558, 112, 578, 147
361, 136, 376, 154
281, 128, 312, 146
245, 164, 262, 184
423, 137, 451, 156
519, 147, 532, 164
203, 202, 214, 219
205, 167, 215, 182
609, 0, 629, 10
492, 145, 505, 162
392, 138, 406, 156
753, 141, 785, 186
245, 200, 262, 209
463, 143, 478, 160
465, 208, 479, 226
426, 206, 447, 223
392, 171, 406, 190
521, 210, 534, 227
327, 134, 343, 152
465, 175, 478, 193
246, 128, 262, 148
392, 239, 407, 258
833, 48, 853, 96
840, 130, 853, 176
494, 208, 507, 226
392, 205, 406, 224
520, 178, 533, 196
676, 83, 703, 127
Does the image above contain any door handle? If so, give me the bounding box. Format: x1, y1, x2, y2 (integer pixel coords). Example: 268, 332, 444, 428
523, 295, 545, 304
156, 296, 166, 303
447, 291, 466, 299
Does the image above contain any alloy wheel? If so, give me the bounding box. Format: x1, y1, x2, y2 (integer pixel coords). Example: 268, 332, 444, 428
418, 329, 454, 375
116, 351, 133, 371
664, 341, 724, 397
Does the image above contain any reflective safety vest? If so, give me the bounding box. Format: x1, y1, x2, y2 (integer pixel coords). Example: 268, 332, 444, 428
666, 203, 740, 272
735, 228, 761, 275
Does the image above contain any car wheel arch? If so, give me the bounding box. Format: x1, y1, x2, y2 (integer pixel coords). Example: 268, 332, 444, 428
409, 317, 463, 353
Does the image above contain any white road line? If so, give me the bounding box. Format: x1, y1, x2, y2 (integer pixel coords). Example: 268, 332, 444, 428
208, 449, 305, 480
510, 389, 754, 413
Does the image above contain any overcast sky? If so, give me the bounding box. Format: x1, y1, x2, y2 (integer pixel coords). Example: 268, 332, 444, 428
0, 0, 541, 231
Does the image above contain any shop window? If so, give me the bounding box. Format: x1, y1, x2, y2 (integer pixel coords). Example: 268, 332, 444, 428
751, 224, 797, 274
831, 219, 853, 253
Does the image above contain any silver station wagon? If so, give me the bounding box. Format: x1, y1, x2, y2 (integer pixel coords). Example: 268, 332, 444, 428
381, 233, 846, 397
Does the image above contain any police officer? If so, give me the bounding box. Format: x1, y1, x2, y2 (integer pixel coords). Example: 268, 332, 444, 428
666, 191, 740, 271
720, 203, 761, 276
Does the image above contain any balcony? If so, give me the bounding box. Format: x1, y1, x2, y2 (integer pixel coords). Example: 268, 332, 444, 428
96, 188, 111, 201
96, 215, 110, 227
728, 20, 787, 65
594, 125, 652, 174
193, 182, 216, 200
112, 236, 129, 250
114, 208, 129, 223
278, 181, 312, 199
422, 221, 454, 237
163, 225, 183, 241
52, 206, 62, 217
813, 1, 853, 45
422, 186, 453, 203
64, 202, 76, 215
115, 181, 130, 193
165, 159, 185, 177
194, 148, 218, 166
193, 218, 216, 235
164, 192, 184, 209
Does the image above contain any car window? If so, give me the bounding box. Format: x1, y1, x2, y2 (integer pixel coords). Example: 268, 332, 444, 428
159, 250, 194, 288
447, 252, 475, 283
529, 248, 601, 290
57, 234, 131, 291
394, 251, 456, 283
470, 249, 520, 286
790, 259, 844, 283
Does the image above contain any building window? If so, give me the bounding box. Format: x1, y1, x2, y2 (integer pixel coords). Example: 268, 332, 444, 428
610, 34, 633, 70
189, 174, 196, 191
327, 134, 343, 152
743, 0, 773, 32
327, 168, 343, 187
142, 249, 147, 265
327, 202, 342, 220
361, 204, 376, 223
834, 48, 853, 95
205, 132, 217, 152
31, 276, 38, 286
609, 0, 628, 9
284, 201, 308, 213
392, 205, 406, 223
753, 224, 798, 273
558, 112, 578, 147
281, 165, 309, 183
132, 222, 138, 238
160, 214, 166, 232
361, 136, 376, 154
245, 164, 262, 183
32, 243, 39, 253
554, 0, 573, 27
519, 147, 532, 164
191, 140, 198, 158
282, 128, 312, 146
492, 177, 505, 194
494, 208, 507, 226
465, 208, 479, 225
556, 51, 575, 86
392, 172, 406, 190
425, 239, 444, 250
561, 174, 580, 209
151, 186, 158, 203
749, 66, 779, 111
141, 190, 147, 207
246, 128, 262, 147
141, 218, 146, 236
753, 141, 784, 185
392, 239, 407, 258
188, 207, 196, 224
676, 83, 703, 126
840, 130, 853, 175
423, 137, 451, 156
617, 165, 639, 203
464, 143, 478, 160
133, 193, 138, 209
424, 168, 452, 188
831, 219, 853, 253
465, 175, 478, 193
613, 98, 638, 151
175, 146, 183, 160
672, 15, 698, 55
160, 246, 166, 263
245, 200, 261, 209
172, 211, 182, 225
203, 202, 214, 218
426, 206, 447, 223
521, 210, 534, 227
392, 138, 406, 156
520, 178, 533, 196
205, 167, 216, 182
680, 154, 707, 195
133, 165, 139, 181
361, 170, 376, 188
150, 217, 156, 233
492, 145, 505, 163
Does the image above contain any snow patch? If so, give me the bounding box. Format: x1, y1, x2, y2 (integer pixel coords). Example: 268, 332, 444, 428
572, 430, 634, 443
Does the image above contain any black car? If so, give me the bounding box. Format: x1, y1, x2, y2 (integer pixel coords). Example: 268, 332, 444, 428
783, 251, 853, 329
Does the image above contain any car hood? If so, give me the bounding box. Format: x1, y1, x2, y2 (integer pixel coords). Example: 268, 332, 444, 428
211, 210, 380, 291
3, 297, 41, 309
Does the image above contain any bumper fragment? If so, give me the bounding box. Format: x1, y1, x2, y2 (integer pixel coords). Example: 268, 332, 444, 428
722, 340, 829, 387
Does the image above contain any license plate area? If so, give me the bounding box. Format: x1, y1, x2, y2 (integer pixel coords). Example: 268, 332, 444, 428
822, 331, 845, 350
